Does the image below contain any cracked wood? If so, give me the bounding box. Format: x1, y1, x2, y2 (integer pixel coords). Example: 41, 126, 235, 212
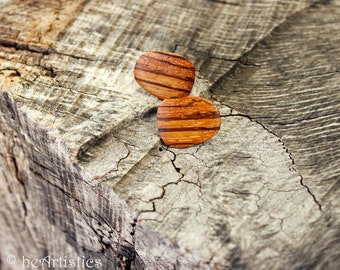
0, 92, 208, 270
0, 0, 339, 269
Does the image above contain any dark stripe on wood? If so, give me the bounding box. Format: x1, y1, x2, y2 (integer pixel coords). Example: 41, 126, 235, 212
135, 78, 191, 93
159, 126, 220, 133
135, 65, 195, 83
157, 113, 220, 121
142, 55, 195, 70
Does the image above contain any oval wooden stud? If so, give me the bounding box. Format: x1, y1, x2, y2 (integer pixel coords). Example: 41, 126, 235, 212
134, 51, 195, 100
157, 96, 221, 148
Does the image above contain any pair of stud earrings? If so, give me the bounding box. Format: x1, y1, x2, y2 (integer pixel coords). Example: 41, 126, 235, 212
134, 51, 221, 148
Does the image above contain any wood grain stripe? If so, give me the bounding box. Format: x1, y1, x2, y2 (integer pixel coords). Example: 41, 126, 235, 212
159, 126, 220, 133
142, 55, 195, 70
158, 98, 215, 108
158, 119, 220, 130
134, 65, 195, 83
134, 78, 191, 93
157, 112, 220, 121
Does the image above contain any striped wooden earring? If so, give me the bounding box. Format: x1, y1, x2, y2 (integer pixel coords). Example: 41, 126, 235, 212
157, 96, 221, 148
134, 51, 195, 100
134, 51, 221, 148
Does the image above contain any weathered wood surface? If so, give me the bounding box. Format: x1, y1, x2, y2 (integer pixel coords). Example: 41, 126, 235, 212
0, 0, 339, 269
0, 92, 208, 270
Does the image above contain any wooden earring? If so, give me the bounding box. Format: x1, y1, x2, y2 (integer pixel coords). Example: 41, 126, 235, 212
134, 51, 195, 99
134, 51, 221, 148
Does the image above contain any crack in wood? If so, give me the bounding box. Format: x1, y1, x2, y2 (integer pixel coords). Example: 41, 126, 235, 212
0, 38, 121, 67
0, 39, 51, 55
220, 112, 323, 211
137, 146, 207, 220
207, 0, 240, 6
299, 175, 323, 211
206, 0, 325, 86
0, 67, 21, 77
116, 144, 131, 171
1, 0, 337, 268
0, 92, 154, 269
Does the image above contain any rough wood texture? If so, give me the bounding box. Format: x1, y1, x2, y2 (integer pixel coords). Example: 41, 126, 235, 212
0, 0, 339, 269
0, 92, 208, 270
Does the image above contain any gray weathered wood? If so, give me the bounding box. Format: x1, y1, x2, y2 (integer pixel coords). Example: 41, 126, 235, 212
0, 0, 339, 269
0, 92, 208, 270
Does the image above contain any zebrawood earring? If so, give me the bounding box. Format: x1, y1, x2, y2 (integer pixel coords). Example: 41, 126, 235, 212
134, 51, 221, 148
134, 51, 195, 99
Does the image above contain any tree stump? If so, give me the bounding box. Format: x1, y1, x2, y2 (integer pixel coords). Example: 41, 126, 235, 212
0, 0, 339, 269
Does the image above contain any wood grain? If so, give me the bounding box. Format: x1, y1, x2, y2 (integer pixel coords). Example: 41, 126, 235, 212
1, 0, 339, 269
0, 92, 209, 270
210, 1, 340, 206
157, 96, 221, 148
134, 51, 195, 99
0, 0, 88, 51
